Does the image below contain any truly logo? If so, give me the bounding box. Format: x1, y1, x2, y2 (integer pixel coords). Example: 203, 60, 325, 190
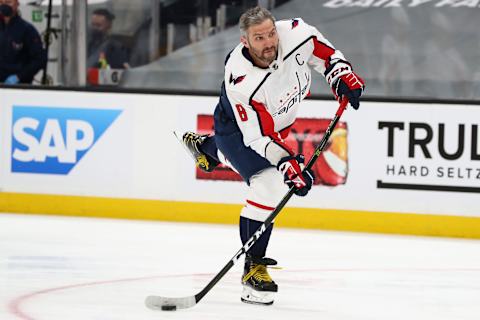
11, 106, 122, 175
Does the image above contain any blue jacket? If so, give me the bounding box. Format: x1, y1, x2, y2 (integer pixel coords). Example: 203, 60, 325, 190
0, 15, 47, 83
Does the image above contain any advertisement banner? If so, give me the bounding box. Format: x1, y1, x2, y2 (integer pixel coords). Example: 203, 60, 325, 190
178, 99, 480, 218
0, 88, 479, 220
11, 106, 122, 175
196, 114, 349, 186
0, 103, 5, 192
358, 102, 480, 217
376, 118, 480, 193
0, 89, 133, 197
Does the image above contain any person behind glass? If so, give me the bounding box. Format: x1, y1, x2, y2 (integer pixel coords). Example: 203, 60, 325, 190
87, 8, 129, 69
0, 0, 47, 85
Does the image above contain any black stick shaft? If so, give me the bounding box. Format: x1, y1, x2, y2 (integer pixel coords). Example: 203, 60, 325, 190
195, 98, 349, 303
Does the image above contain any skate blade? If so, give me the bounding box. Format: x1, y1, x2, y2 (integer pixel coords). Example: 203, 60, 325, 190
241, 297, 274, 306
241, 286, 275, 306
173, 131, 197, 162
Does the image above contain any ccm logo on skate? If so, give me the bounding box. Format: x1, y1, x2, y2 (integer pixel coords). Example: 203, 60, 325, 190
11, 106, 122, 175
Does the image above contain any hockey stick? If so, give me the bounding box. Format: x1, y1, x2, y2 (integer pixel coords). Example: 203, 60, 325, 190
145, 97, 349, 311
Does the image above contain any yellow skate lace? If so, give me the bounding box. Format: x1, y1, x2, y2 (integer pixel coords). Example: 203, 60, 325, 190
242, 264, 281, 283
183, 134, 201, 152
184, 133, 209, 170
196, 155, 209, 170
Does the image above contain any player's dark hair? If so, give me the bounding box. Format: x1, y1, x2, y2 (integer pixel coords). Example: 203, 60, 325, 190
239, 6, 275, 36
92, 8, 115, 22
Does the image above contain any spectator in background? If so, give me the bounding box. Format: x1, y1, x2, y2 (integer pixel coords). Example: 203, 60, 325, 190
87, 8, 129, 69
0, 0, 47, 85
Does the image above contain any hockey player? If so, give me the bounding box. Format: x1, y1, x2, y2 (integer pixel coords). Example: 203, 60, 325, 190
182, 6, 364, 305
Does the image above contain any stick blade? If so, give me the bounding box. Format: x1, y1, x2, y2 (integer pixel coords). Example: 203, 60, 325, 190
145, 295, 196, 311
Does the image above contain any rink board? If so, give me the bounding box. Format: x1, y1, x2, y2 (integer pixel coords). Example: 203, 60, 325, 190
0, 88, 479, 238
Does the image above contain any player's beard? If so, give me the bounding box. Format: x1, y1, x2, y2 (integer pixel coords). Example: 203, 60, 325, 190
249, 42, 278, 66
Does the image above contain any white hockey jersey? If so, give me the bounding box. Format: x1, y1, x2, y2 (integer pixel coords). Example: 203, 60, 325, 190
220, 18, 347, 166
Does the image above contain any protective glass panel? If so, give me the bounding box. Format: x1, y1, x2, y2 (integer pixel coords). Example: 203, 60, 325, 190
19, 0, 480, 100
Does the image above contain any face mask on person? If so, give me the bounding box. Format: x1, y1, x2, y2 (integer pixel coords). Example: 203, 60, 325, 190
0, 4, 13, 18
89, 28, 105, 41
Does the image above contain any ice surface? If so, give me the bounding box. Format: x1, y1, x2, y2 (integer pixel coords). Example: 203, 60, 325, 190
1, 213, 479, 320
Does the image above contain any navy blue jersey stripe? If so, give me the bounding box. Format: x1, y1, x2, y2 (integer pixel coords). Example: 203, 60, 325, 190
248, 73, 272, 136
283, 35, 315, 61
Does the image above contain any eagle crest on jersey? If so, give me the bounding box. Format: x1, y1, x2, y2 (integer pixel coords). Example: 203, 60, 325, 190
229, 73, 246, 85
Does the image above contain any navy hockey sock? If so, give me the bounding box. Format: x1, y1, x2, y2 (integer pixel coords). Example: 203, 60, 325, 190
240, 216, 273, 258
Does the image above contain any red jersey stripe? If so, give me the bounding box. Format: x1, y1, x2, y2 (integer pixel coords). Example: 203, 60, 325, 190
250, 99, 275, 136
250, 99, 294, 155
246, 199, 275, 211
312, 36, 335, 60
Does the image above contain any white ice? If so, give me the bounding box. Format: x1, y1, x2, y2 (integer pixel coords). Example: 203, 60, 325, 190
1, 213, 479, 320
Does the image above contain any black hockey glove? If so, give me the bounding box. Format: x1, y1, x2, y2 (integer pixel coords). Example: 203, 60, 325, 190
277, 154, 315, 197
324, 59, 365, 110
333, 72, 365, 110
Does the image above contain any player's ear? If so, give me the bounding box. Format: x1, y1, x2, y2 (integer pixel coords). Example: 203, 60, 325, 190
240, 35, 248, 48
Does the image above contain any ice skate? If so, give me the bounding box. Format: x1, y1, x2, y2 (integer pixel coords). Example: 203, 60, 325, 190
178, 132, 219, 172
241, 255, 278, 305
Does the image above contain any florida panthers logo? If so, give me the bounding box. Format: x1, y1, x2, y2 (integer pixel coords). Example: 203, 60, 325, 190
291, 19, 299, 29
229, 73, 246, 85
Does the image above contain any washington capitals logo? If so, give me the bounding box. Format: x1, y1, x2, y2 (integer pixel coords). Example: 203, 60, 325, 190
291, 19, 299, 29
229, 73, 246, 85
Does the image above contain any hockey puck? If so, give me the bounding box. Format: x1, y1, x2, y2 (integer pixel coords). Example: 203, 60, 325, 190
161, 305, 177, 311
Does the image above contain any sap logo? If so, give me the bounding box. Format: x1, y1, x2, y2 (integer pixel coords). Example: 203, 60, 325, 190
11, 106, 122, 175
